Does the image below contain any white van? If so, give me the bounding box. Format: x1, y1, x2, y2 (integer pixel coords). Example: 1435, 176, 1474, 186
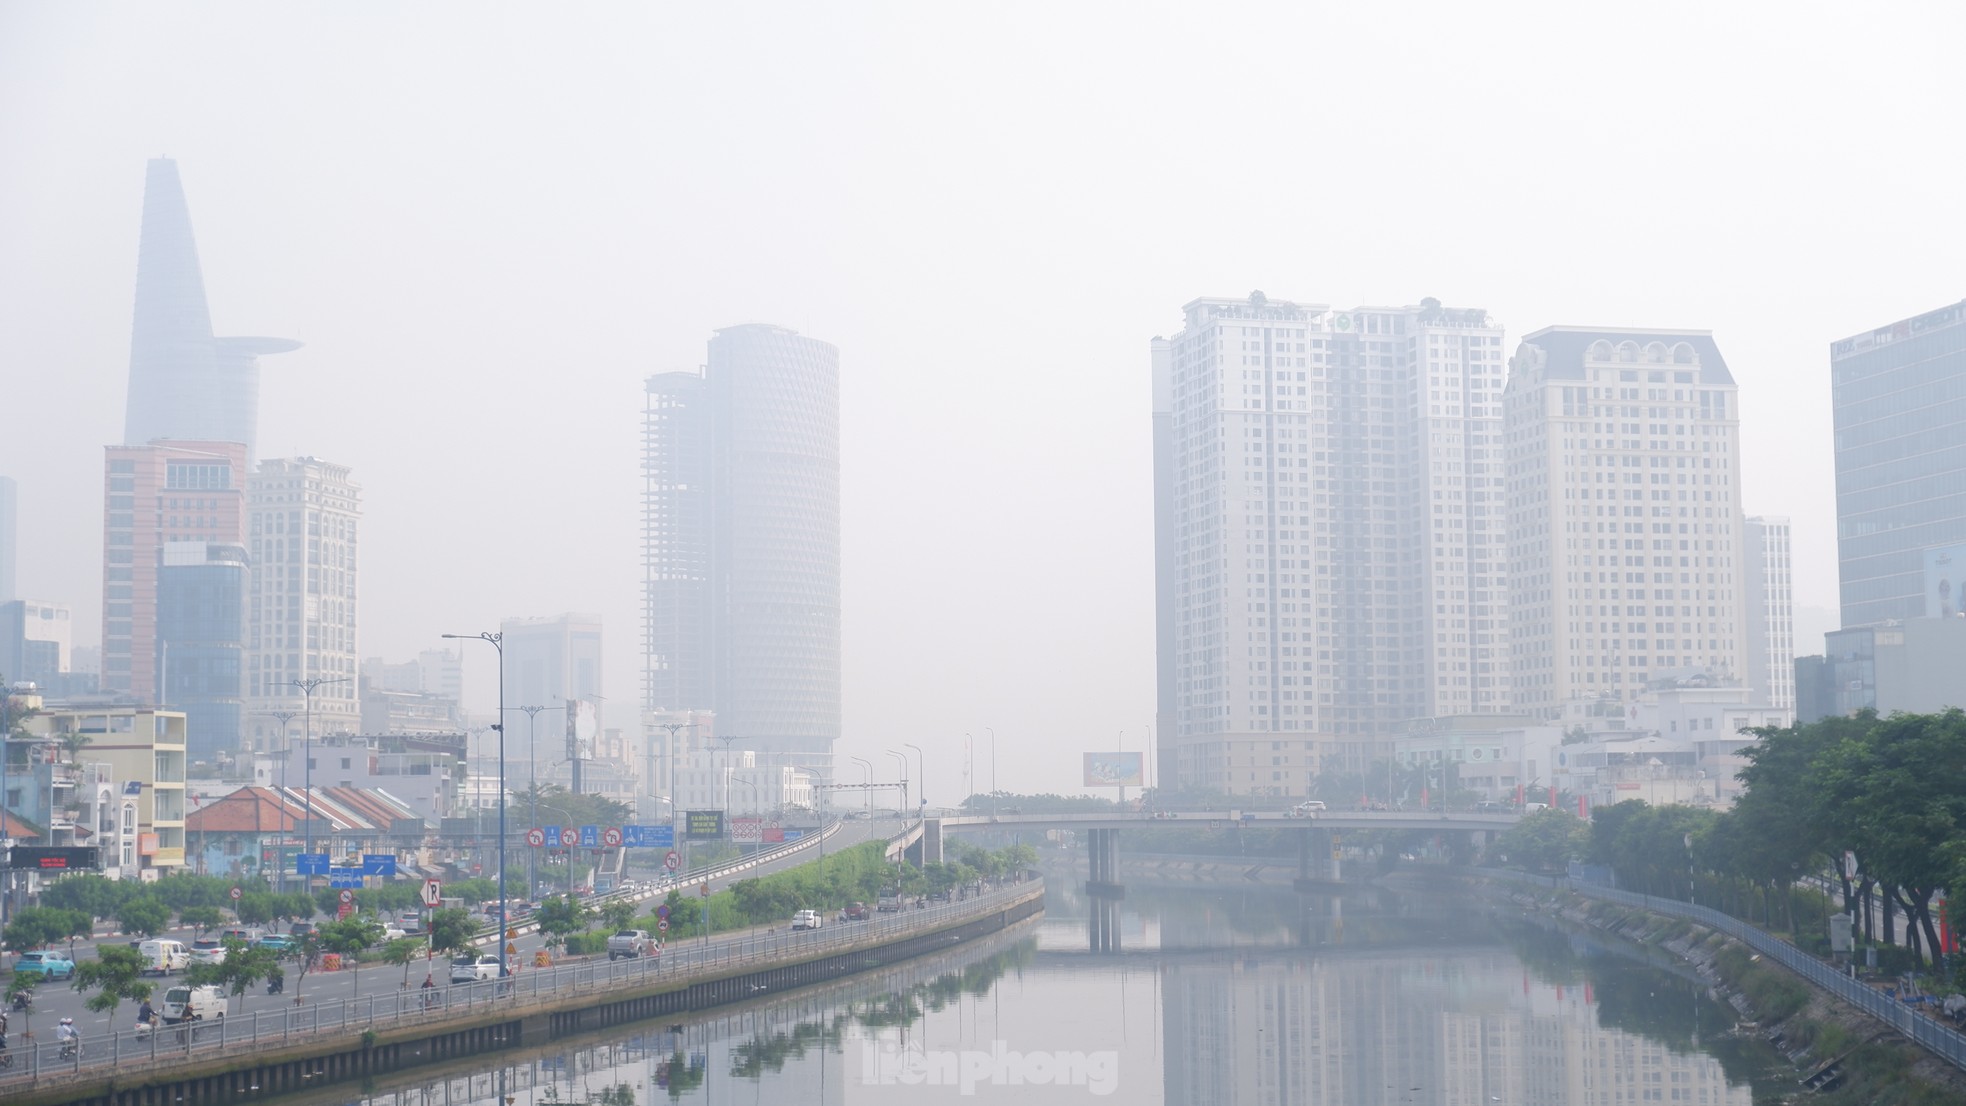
139, 939, 191, 975
161, 983, 227, 1023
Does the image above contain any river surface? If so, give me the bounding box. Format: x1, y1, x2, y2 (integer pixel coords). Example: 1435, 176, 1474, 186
280, 866, 1790, 1105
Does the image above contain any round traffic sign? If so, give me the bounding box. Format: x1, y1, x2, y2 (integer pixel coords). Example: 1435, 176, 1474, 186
339, 889, 354, 904
656, 904, 670, 919
560, 827, 580, 847
664, 850, 680, 870
525, 828, 546, 847
657, 918, 668, 932
602, 826, 623, 848
229, 886, 242, 901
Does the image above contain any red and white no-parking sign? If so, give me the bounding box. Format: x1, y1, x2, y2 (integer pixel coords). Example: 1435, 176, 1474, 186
229, 886, 242, 901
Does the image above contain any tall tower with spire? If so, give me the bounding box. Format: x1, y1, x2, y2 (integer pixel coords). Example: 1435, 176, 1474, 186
123, 158, 298, 464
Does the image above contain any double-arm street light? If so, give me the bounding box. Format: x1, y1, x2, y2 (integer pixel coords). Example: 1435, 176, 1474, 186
903, 743, 924, 818
444, 630, 508, 984
849, 756, 873, 815
291, 676, 350, 887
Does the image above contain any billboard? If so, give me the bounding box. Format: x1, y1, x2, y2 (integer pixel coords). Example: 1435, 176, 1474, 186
7, 846, 102, 871
566, 699, 599, 761
730, 817, 763, 843
684, 809, 725, 840
1083, 752, 1143, 788
1925, 544, 1966, 618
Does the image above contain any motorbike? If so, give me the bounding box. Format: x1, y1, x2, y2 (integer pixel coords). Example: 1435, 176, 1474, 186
7, 993, 27, 1012
59, 1037, 80, 1061
266, 976, 285, 995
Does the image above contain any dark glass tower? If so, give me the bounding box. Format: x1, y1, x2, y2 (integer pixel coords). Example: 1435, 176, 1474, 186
157, 542, 247, 765
643, 324, 841, 774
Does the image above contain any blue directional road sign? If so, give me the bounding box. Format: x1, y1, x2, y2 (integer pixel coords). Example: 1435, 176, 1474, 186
296, 853, 331, 875
328, 868, 364, 888
579, 824, 600, 848
782, 830, 804, 841
623, 825, 674, 848
361, 854, 397, 876
543, 826, 560, 848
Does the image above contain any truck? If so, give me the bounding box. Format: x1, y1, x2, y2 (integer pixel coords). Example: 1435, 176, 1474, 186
161, 983, 228, 1024
606, 930, 659, 960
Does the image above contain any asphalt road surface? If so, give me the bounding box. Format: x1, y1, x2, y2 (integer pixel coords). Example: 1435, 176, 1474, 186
4, 819, 899, 1042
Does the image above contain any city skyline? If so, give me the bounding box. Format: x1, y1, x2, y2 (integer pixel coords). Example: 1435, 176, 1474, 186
2, 5, 1959, 801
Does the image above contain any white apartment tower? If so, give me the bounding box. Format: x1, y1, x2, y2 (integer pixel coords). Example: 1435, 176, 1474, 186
244, 457, 362, 748
1503, 330, 1748, 716
1743, 516, 1795, 709
1152, 293, 1511, 797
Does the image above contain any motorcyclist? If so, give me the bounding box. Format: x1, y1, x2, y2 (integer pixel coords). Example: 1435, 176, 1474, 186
58, 1016, 79, 1057
137, 998, 155, 1027
267, 969, 286, 995
0, 1006, 10, 1050
8, 991, 27, 1012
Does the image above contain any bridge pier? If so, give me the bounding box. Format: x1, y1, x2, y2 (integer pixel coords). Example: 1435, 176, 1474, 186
1083, 828, 1125, 951
1293, 827, 1341, 890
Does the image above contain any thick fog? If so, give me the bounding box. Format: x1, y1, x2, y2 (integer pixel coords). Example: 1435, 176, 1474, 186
0, 2, 1960, 801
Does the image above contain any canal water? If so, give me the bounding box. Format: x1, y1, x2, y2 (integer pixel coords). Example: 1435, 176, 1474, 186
286, 871, 1791, 1105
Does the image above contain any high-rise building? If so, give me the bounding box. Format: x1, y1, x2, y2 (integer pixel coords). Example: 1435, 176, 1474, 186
1503, 329, 1748, 715
157, 541, 248, 765
0, 475, 16, 601
0, 599, 72, 690
243, 457, 361, 748
123, 159, 299, 464
102, 441, 249, 702
1152, 294, 1510, 796
642, 324, 841, 777
501, 612, 603, 785
1742, 516, 1795, 709
1830, 299, 1966, 629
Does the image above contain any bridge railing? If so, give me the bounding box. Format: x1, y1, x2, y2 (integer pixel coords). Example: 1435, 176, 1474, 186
1487, 868, 1966, 1073
0, 875, 1041, 1091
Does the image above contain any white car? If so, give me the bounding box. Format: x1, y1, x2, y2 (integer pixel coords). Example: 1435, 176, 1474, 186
791, 909, 823, 930
1292, 800, 1327, 816
449, 954, 501, 983
188, 938, 227, 966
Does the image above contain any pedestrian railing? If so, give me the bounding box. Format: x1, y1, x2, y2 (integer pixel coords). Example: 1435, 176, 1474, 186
1485, 868, 1966, 1072
0, 876, 1040, 1089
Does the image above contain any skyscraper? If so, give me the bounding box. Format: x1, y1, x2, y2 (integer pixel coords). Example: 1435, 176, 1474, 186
243, 458, 361, 746
501, 612, 603, 784
1743, 516, 1795, 709
1503, 329, 1748, 715
1151, 294, 1510, 796
102, 440, 248, 701
1830, 299, 1966, 628
157, 541, 248, 764
123, 158, 298, 463
643, 324, 840, 777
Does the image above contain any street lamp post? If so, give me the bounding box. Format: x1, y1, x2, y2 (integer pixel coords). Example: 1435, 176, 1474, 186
849, 756, 872, 815
985, 726, 998, 813
903, 742, 924, 819
260, 710, 299, 891
513, 704, 564, 898
290, 677, 350, 888
445, 631, 508, 984
885, 750, 908, 818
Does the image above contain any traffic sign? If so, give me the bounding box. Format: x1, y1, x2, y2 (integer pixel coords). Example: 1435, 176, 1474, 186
329, 868, 364, 888
296, 853, 331, 875
656, 904, 670, 919
602, 826, 623, 848
525, 828, 546, 847
560, 827, 580, 847
657, 918, 668, 932
664, 850, 680, 870
339, 889, 354, 904
338, 902, 353, 919
229, 886, 242, 901
361, 854, 398, 876
506, 942, 517, 956
422, 879, 442, 908
579, 824, 600, 848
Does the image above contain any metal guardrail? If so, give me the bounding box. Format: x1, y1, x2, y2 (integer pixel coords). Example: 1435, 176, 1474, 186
0, 875, 1040, 1090
1490, 869, 1966, 1072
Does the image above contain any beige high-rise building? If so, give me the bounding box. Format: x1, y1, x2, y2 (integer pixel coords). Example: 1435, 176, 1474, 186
1503, 329, 1748, 716
244, 457, 362, 749
1152, 293, 1512, 796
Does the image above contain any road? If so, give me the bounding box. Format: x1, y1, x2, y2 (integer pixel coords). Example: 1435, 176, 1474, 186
4, 818, 899, 1043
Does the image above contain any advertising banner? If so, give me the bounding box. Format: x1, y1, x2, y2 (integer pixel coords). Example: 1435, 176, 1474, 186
684, 809, 726, 840
566, 698, 599, 761
1082, 751, 1144, 788
1925, 544, 1966, 618
730, 817, 762, 843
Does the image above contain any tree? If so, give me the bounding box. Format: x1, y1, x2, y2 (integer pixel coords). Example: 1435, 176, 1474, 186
599, 899, 637, 934
1495, 808, 1591, 874
3, 905, 87, 953
277, 892, 317, 929
381, 936, 426, 988
188, 939, 282, 1012
534, 894, 590, 953
181, 905, 225, 936
315, 916, 384, 996
73, 944, 154, 1024
426, 908, 478, 958
116, 895, 171, 939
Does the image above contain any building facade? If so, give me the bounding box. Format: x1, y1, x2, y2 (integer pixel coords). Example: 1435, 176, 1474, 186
1151, 293, 1510, 797
0, 599, 73, 691
1503, 329, 1749, 716
244, 457, 362, 748
156, 541, 248, 766
102, 440, 249, 702
642, 324, 841, 778
1742, 516, 1795, 709
1831, 299, 1966, 629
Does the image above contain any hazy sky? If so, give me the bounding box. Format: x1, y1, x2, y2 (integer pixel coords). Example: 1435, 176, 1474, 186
2, 2, 1961, 803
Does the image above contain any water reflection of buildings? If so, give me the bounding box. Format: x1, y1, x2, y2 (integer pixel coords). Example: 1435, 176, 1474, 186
1161, 951, 1748, 1106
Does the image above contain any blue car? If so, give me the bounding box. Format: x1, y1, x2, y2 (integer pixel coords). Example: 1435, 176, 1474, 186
254, 933, 296, 952
14, 949, 76, 980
